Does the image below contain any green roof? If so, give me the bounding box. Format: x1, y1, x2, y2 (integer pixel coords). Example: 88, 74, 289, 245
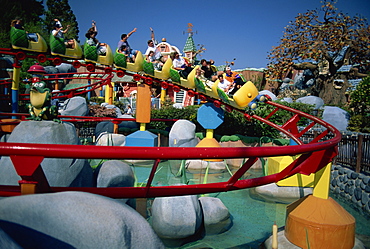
183, 34, 196, 53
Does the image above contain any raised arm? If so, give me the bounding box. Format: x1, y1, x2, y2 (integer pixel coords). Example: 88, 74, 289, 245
92, 20, 97, 33
150, 27, 155, 40
62, 25, 70, 34
127, 28, 137, 38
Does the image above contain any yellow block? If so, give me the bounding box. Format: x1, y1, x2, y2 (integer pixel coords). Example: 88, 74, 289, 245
12, 66, 20, 91
105, 81, 114, 104
196, 138, 223, 162
268, 156, 315, 187
267, 156, 332, 199
313, 162, 331, 199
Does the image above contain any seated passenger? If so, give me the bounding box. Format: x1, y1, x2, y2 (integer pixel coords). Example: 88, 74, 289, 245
217, 74, 233, 93
52, 19, 74, 49
145, 27, 162, 61
195, 67, 214, 88
172, 52, 193, 78
147, 50, 163, 70
11, 18, 37, 42
224, 66, 244, 95
85, 20, 107, 55
118, 44, 130, 61
117, 28, 138, 63
200, 59, 217, 81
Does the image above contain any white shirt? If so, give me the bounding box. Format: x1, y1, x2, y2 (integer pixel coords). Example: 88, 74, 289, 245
52, 29, 64, 39
173, 57, 186, 69
145, 44, 161, 59
218, 78, 231, 91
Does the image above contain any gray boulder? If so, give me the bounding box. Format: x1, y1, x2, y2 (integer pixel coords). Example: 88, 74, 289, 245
95, 132, 126, 146
44, 65, 58, 74
116, 115, 138, 129
56, 63, 77, 74
0, 134, 10, 142
199, 197, 232, 235
95, 120, 138, 138
96, 160, 135, 187
95, 121, 114, 137
151, 195, 202, 239
168, 120, 199, 172
296, 96, 324, 110
169, 120, 198, 147
185, 160, 227, 173
250, 183, 312, 204
59, 96, 89, 116
0, 228, 22, 249
0, 121, 93, 187
281, 97, 293, 103
322, 106, 349, 131
95, 160, 136, 209
0, 191, 165, 249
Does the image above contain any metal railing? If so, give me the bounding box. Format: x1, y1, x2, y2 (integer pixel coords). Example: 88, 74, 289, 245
300, 130, 370, 173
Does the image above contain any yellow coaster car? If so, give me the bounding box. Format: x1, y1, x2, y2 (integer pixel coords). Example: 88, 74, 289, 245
10, 27, 47, 53
114, 50, 143, 72
50, 35, 82, 59
143, 58, 172, 80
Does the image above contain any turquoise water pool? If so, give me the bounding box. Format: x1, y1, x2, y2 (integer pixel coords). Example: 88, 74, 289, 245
130, 160, 370, 248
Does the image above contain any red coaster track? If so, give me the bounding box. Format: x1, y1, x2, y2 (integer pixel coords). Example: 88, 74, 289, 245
0, 48, 341, 198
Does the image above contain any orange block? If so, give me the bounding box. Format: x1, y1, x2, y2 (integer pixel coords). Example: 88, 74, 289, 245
136, 84, 151, 123
0, 119, 21, 133
285, 194, 355, 249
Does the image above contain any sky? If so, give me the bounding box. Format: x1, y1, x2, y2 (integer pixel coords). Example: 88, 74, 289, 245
66, 0, 370, 70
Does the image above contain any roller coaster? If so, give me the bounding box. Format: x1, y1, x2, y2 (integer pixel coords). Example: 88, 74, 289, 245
0, 28, 342, 198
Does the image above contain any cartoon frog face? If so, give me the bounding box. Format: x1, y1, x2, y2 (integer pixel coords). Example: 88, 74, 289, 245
31, 80, 48, 93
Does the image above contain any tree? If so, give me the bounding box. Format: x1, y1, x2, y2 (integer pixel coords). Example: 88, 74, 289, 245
45, 0, 79, 42
347, 76, 370, 132
266, 0, 370, 105
0, 0, 44, 48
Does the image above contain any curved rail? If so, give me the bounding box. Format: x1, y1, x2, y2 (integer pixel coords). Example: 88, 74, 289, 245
0, 46, 342, 198
0, 100, 341, 198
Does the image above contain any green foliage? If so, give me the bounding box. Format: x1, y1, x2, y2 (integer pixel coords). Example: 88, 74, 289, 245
347, 114, 370, 133
45, 0, 79, 42
215, 101, 315, 138
89, 97, 105, 105
113, 101, 125, 112
349, 76, 370, 116
148, 105, 199, 131
148, 101, 316, 139
252, 101, 316, 137
161, 95, 175, 108
215, 110, 258, 136
348, 76, 370, 133
0, 0, 44, 48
